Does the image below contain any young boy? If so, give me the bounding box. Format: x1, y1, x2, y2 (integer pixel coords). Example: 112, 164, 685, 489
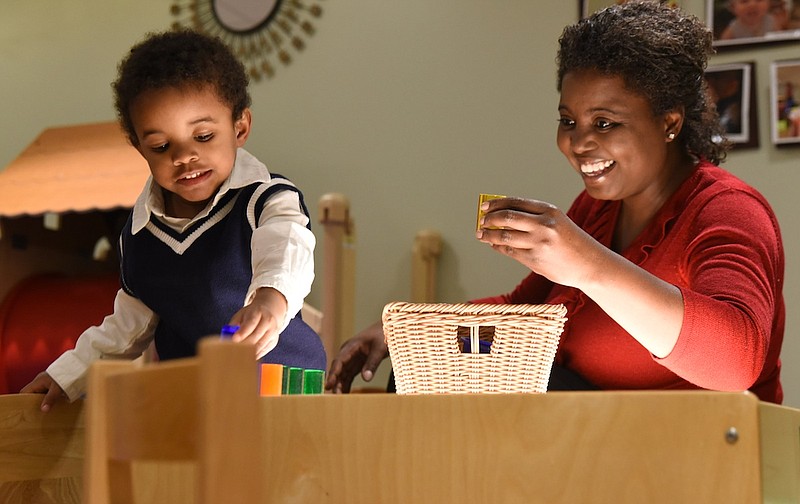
22, 30, 326, 410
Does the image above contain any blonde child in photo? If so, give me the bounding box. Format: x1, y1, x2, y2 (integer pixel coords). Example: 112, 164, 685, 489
720, 0, 780, 39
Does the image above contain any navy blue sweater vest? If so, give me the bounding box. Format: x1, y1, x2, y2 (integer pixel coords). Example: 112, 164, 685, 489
119, 179, 326, 370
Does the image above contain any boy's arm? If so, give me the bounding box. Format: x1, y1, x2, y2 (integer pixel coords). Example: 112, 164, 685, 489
246, 189, 316, 332
44, 289, 159, 401
228, 286, 288, 358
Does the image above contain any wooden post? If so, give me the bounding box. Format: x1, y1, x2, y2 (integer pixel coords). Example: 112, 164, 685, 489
197, 340, 261, 504
84, 360, 130, 504
411, 229, 442, 303
317, 193, 355, 368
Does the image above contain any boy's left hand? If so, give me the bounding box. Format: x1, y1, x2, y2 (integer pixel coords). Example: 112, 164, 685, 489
227, 287, 287, 358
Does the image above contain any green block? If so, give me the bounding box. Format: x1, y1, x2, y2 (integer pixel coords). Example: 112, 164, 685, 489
302, 369, 325, 394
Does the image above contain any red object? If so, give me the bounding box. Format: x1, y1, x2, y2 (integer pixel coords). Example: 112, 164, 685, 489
0, 273, 119, 394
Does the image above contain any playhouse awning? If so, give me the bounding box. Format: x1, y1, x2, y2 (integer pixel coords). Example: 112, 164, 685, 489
0, 122, 149, 217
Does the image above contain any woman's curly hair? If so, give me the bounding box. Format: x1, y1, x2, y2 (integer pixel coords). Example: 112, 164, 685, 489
557, 1, 729, 163
112, 29, 251, 146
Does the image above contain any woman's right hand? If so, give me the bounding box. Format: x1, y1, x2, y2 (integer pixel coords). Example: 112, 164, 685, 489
325, 321, 388, 393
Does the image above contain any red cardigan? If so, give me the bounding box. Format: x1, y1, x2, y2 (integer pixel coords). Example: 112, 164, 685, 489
475, 162, 785, 403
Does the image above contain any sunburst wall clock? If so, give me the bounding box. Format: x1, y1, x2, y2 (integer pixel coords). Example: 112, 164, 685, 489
170, 0, 325, 81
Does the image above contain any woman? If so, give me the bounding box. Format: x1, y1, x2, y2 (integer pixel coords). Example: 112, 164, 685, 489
326, 1, 785, 403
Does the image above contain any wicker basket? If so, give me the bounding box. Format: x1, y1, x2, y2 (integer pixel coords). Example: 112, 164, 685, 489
383, 302, 567, 394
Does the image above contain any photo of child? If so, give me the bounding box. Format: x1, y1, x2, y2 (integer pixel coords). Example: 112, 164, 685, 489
710, 0, 800, 46
705, 62, 758, 147
720, 0, 778, 39
772, 60, 800, 144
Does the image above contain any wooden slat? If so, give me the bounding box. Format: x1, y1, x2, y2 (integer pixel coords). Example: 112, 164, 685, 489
759, 401, 800, 501
260, 392, 770, 503
104, 360, 199, 461
197, 339, 262, 504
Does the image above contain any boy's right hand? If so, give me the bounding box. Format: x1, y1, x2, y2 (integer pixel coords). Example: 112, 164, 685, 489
20, 372, 67, 412
325, 321, 389, 394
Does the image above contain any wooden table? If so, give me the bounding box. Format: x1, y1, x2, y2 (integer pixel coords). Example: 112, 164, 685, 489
2, 391, 798, 503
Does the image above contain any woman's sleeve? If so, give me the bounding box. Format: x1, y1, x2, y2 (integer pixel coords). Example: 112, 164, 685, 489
656, 190, 783, 390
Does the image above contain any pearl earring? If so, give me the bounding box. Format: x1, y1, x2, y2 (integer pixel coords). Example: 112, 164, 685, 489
667, 132, 676, 140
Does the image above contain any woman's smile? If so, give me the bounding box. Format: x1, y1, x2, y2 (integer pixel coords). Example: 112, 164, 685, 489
580, 159, 616, 177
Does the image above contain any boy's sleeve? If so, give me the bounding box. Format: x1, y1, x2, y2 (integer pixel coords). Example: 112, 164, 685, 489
46, 289, 159, 401
247, 188, 316, 333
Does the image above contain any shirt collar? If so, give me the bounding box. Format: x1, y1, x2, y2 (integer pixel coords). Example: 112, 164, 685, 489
131, 148, 271, 234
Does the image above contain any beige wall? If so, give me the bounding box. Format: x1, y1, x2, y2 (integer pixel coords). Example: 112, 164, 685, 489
2, 0, 798, 406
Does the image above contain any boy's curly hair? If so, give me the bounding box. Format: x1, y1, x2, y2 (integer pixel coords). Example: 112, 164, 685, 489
557, 1, 729, 163
113, 29, 251, 146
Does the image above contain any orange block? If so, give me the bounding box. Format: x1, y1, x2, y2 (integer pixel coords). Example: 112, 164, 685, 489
259, 364, 284, 396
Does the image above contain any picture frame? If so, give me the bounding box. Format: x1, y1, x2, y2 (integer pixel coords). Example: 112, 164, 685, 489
580, 0, 681, 19
770, 59, 800, 145
708, 0, 800, 48
705, 62, 759, 148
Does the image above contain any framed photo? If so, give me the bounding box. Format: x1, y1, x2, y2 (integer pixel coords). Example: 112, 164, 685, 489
708, 0, 800, 48
705, 62, 759, 148
580, 0, 681, 19
770, 59, 800, 145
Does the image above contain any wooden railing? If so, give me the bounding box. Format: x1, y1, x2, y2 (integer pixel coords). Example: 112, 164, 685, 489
3, 385, 799, 503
